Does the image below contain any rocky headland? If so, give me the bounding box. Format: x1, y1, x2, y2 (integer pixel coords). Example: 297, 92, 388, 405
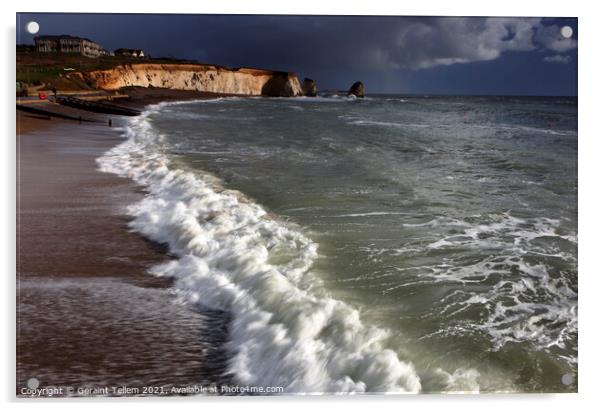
71, 63, 306, 97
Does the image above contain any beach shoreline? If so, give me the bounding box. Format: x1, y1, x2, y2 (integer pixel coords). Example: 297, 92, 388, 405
16, 89, 231, 396
16, 90, 578, 395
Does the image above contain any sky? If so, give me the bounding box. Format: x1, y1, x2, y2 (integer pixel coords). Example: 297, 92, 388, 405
16, 13, 578, 96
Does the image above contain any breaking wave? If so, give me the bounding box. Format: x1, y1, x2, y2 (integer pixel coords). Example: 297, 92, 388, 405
97, 102, 435, 394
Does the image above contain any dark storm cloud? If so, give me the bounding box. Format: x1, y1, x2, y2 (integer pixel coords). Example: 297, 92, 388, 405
204, 16, 577, 71
17, 14, 577, 95
121, 16, 578, 71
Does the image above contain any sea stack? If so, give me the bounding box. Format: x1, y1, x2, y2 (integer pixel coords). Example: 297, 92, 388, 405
302, 78, 318, 97
347, 81, 365, 98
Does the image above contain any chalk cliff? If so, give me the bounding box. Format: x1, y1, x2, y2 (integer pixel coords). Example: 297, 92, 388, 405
72, 63, 304, 97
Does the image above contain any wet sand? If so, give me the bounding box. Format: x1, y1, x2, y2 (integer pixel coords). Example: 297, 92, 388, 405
17, 101, 230, 396
17, 111, 68, 135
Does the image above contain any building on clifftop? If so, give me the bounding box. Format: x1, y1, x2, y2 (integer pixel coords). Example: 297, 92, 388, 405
34, 35, 103, 58
114, 48, 145, 58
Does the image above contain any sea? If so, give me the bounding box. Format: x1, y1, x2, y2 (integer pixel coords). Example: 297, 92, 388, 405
98, 94, 578, 393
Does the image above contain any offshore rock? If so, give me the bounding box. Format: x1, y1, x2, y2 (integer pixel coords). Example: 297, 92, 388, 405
347, 81, 365, 98
302, 78, 317, 97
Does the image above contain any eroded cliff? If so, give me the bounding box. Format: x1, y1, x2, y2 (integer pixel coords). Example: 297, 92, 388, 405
72, 63, 304, 97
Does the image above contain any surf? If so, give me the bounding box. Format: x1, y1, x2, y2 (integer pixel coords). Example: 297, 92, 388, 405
97, 102, 430, 394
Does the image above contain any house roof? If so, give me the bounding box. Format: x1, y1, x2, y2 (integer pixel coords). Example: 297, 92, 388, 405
115, 48, 144, 54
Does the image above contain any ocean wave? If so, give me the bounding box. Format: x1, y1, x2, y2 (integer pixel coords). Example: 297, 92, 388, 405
331, 211, 413, 218
418, 256, 577, 357
425, 213, 577, 251
96, 102, 440, 394
353, 210, 576, 361
346, 117, 574, 137
277, 95, 358, 103
400, 213, 576, 355
349, 120, 430, 129
469, 123, 574, 136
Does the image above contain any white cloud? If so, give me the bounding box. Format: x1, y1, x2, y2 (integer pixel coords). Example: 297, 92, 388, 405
534, 24, 578, 52
543, 54, 572, 64
317, 17, 578, 70
383, 17, 544, 69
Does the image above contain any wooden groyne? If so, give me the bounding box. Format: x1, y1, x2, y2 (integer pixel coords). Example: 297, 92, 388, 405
57, 96, 141, 116
16, 104, 98, 122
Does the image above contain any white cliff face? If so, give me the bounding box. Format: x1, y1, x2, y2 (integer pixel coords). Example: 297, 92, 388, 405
74, 64, 304, 97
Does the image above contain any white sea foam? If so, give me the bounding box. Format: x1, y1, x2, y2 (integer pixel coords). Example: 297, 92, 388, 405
469, 123, 574, 136
331, 212, 413, 218
97, 103, 437, 394
278, 96, 356, 103
350, 120, 429, 129
402, 216, 471, 228
354, 210, 576, 361
407, 213, 577, 355
425, 213, 577, 252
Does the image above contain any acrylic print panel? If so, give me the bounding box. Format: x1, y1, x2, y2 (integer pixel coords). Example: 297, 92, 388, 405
16, 13, 577, 396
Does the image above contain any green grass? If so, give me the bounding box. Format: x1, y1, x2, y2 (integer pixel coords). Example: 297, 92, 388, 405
16, 52, 201, 89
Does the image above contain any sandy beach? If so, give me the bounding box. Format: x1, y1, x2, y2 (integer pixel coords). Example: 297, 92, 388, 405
16, 92, 230, 396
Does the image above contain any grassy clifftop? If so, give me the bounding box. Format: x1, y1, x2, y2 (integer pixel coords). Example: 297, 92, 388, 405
16, 52, 201, 90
